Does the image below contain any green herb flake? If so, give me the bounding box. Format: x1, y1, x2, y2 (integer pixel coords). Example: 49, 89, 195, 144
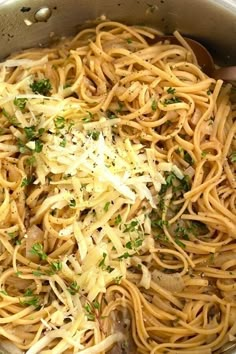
114, 214, 122, 225
183, 151, 194, 166
24, 289, 33, 297
34, 139, 43, 153
201, 151, 207, 158
30, 78, 52, 96
24, 126, 36, 140
151, 99, 158, 111
21, 176, 34, 187
0, 290, 8, 295
98, 252, 107, 269
7, 232, 17, 239
93, 300, 100, 309
82, 111, 93, 123
67, 281, 80, 295
118, 252, 132, 260
32, 270, 44, 277
69, 199, 76, 208
116, 101, 124, 113
167, 87, 176, 94
163, 97, 182, 106
63, 82, 71, 89
87, 130, 100, 141
2, 108, 21, 127
21, 296, 40, 308
126, 38, 132, 44
54, 116, 65, 130
30, 243, 47, 260
114, 275, 123, 284
107, 110, 117, 119
84, 303, 95, 321
26, 156, 36, 166
59, 137, 66, 147
104, 201, 110, 212
123, 220, 138, 233
14, 97, 28, 110
230, 151, 236, 163
151, 219, 169, 229
50, 261, 62, 273
174, 238, 186, 248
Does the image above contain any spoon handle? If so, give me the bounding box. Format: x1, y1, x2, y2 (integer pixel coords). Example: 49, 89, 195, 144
212, 66, 236, 81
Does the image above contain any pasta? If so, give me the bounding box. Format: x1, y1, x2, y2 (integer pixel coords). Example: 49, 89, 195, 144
0, 21, 235, 354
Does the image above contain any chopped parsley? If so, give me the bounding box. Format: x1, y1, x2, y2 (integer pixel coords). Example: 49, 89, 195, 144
174, 238, 186, 248
21, 176, 35, 187
59, 137, 66, 147
125, 237, 143, 250
24, 126, 36, 140
54, 116, 65, 130
151, 219, 169, 229
0, 290, 8, 295
123, 220, 138, 233
104, 201, 110, 212
34, 139, 43, 153
98, 253, 107, 269
167, 87, 176, 94
69, 199, 76, 208
230, 151, 236, 163
183, 151, 194, 166
118, 252, 132, 260
87, 130, 100, 141
151, 99, 158, 111
107, 110, 117, 119
93, 299, 100, 309
24, 289, 33, 297
84, 303, 95, 321
67, 281, 80, 295
50, 261, 62, 273
14, 97, 28, 110
32, 270, 44, 277
114, 214, 122, 225
30, 78, 52, 96
21, 296, 40, 308
30, 243, 47, 260
2, 108, 21, 127
126, 38, 132, 44
163, 97, 182, 106
82, 112, 93, 123
114, 275, 123, 284
26, 156, 36, 166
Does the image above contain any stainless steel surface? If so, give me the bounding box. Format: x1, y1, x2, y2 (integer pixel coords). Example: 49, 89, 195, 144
34, 7, 52, 22
0, 0, 235, 64
0, 0, 235, 353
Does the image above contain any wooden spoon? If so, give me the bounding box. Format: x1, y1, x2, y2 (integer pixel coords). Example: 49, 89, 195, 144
160, 35, 236, 81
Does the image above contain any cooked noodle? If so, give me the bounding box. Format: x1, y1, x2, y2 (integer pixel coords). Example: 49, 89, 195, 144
0, 21, 235, 354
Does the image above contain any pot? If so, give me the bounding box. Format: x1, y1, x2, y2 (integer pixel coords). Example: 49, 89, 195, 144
0, 1, 235, 353
0, 0, 235, 65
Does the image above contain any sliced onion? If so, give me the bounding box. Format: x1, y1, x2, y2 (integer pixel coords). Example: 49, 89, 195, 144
0, 341, 23, 354
152, 269, 185, 292
191, 107, 202, 125
184, 165, 195, 179
25, 225, 44, 262
211, 252, 236, 267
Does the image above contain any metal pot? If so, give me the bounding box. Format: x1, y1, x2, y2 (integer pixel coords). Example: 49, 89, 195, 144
0, 0, 235, 353
0, 0, 236, 64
